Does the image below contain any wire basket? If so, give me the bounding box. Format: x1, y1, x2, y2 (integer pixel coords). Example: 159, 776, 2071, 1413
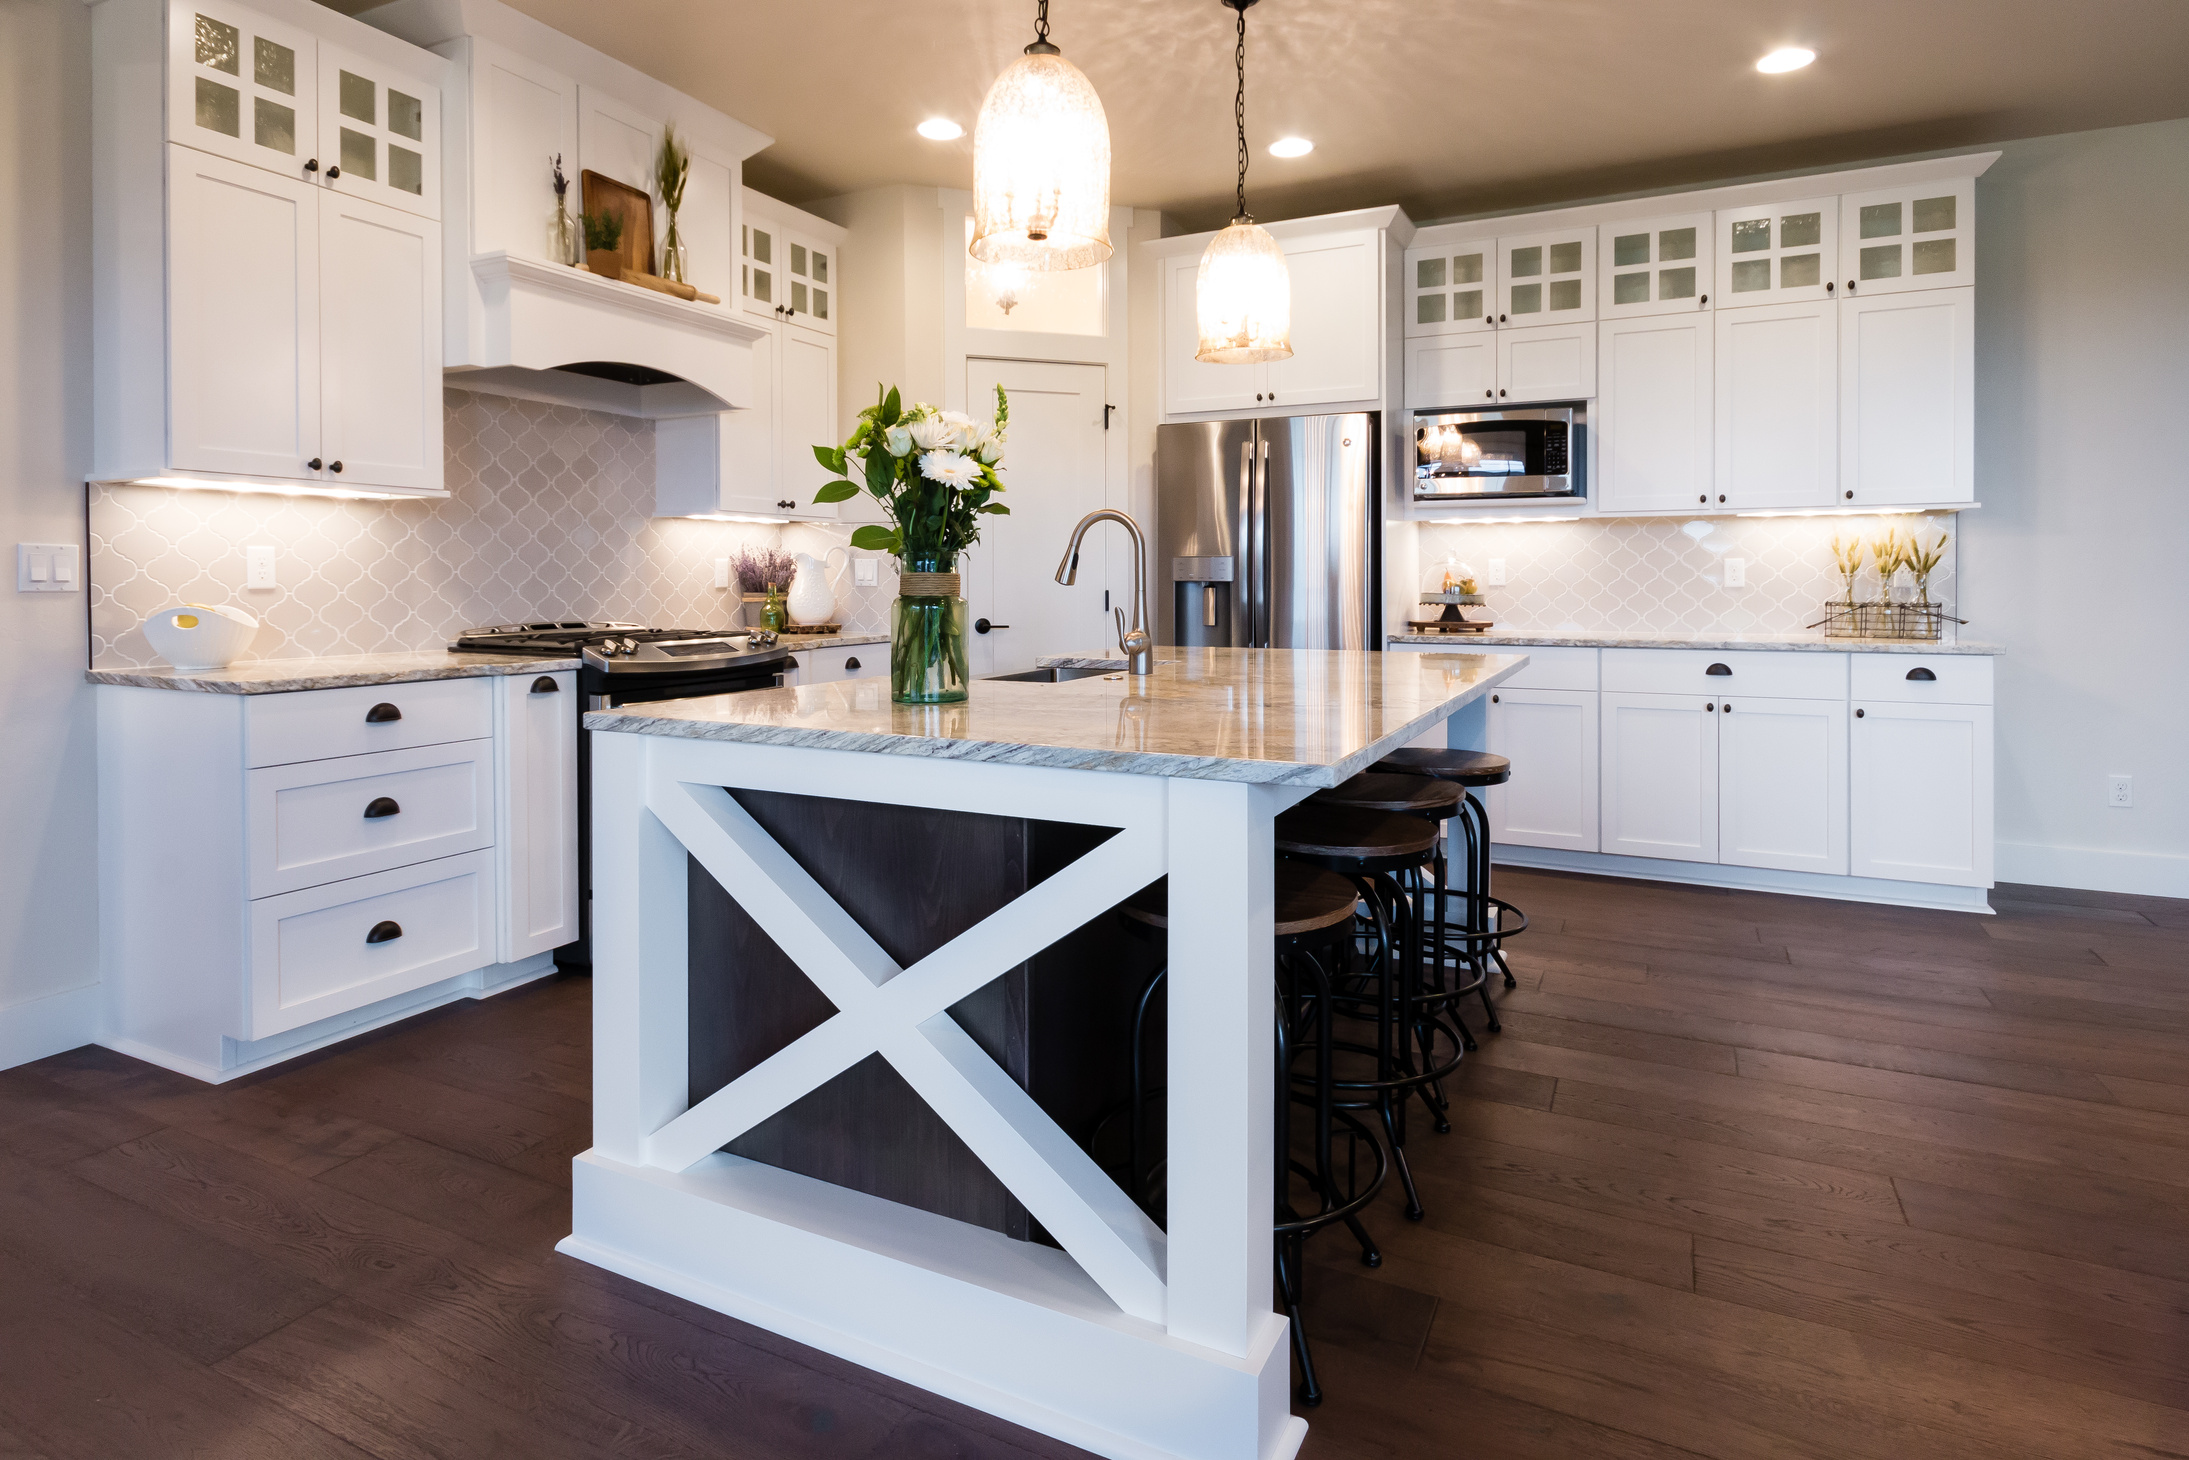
1809, 599, 1964, 642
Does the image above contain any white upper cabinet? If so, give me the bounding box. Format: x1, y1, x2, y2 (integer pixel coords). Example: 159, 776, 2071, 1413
317, 40, 440, 220
1163, 252, 1261, 415
1715, 196, 1839, 307
1405, 237, 1497, 337
319, 189, 442, 491
1497, 227, 1594, 327
1404, 335, 1497, 410
1838, 179, 1974, 297
466, 40, 578, 264
1597, 313, 1713, 513
1714, 299, 1836, 510
1840, 287, 1975, 507
1598, 212, 1714, 318
167, 0, 319, 180
1496, 323, 1596, 404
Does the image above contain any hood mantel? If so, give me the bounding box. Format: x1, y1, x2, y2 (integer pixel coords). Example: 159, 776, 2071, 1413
453, 252, 768, 419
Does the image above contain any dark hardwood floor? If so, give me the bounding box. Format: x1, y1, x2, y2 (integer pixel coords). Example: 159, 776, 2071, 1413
5, 869, 2188, 1458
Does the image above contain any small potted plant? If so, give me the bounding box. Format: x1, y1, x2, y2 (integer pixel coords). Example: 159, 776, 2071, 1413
731, 545, 799, 629
583, 209, 625, 279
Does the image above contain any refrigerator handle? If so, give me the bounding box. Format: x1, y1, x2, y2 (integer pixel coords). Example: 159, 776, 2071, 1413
1237, 438, 1255, 648
1253, 437, 1272, 648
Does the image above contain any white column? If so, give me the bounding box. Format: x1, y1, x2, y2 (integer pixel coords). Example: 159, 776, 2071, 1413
589, 730, 689, 1163
1161, 776, 1276, 1357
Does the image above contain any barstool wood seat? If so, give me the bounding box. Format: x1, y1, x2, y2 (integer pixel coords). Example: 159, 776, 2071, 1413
1275, 805, 1437, 861
1371, 747, 1512, 786
1312, 772, 1463, 817
1120, 864, 1361, 938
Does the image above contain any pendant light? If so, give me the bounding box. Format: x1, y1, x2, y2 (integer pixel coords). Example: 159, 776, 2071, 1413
1195, 0, 1291, 363
970, 0, 1113, 271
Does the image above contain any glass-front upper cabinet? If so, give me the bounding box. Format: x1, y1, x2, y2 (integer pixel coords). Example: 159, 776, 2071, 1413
1714, 197, 1840, 307
782, 229, 835, 335
1836, 180, 1973, 297
1497, 228, 1594, 326
1598, 212, 1715, 319
740, 208, 780, 321
166, 0, 320, 180
316, 42, 440, 221
1404, 238, 1498, 338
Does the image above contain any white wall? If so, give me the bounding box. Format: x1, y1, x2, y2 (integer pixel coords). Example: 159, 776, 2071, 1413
1967, 117, 2189, 896
0, 0, 102, 1065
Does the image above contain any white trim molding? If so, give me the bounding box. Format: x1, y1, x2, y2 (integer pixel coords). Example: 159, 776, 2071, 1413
1494, 844, 1996, 914
0, 983, 101, 1074
1995, 840, 2189, 901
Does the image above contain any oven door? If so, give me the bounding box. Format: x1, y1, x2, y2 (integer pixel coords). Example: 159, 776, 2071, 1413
582, 661, 785, 710
1413, 403, 1584, 500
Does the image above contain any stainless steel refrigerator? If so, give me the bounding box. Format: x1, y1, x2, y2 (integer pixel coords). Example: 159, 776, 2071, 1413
1154, 413, 1379, 650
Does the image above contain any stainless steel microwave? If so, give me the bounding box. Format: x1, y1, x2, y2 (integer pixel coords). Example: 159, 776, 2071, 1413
1412, 402, 1586, 501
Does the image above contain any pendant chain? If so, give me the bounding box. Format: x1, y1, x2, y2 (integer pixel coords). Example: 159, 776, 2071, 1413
1233, 4, 1249, 220
1035, 0, 1050, 46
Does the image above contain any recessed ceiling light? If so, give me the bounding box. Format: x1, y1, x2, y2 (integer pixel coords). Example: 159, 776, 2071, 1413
1268, 136, 1313, 159
1756, 47, 1815, 73
916, 117, 964, 141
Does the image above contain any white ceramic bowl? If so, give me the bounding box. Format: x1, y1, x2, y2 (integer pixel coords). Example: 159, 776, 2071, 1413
142, 603, 259, 671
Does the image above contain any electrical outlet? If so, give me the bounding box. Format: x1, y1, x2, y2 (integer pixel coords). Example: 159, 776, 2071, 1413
245, 545, 277, 590
1484, 558, 1507, 586
16, 543, 78, 592
854, 558, 879, 587
713, 557, 730, 590
1723, 557, 1747, 588
2108, 775, 2134, 808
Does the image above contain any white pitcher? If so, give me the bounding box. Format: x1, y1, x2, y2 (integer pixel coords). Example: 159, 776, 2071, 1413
786, 548, 845, 627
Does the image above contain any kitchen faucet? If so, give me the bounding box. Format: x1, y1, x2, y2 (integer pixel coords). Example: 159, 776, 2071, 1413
1055, 509, 1154, 675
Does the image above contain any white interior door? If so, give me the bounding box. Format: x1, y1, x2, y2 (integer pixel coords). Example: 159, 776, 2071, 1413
1717, 695, 1847, 875
962, 359, 1111, 677
319, 190, 440, 491
1601, 691, 1718, 863
1487, 688, 1599, 852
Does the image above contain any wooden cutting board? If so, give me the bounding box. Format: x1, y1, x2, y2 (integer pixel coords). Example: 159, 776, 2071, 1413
581, 169, 653, 278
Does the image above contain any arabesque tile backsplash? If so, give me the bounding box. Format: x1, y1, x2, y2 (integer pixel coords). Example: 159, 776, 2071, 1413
1411, 514, 1959, 638
90, 390, 894, 668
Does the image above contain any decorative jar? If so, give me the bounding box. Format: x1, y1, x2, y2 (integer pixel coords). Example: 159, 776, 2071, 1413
891, 556, 968, 704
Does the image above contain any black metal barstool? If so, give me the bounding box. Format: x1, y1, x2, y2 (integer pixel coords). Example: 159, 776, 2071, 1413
1272, 803, 1450, 1223
1112, 864, 1390, 1406
1372, 748, 1532, 999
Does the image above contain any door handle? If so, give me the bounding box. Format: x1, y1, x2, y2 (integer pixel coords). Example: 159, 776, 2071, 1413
363, 797, 400, 819
973, 619, 1009, 634
531, 676, 559, 693
1905, 666, 1936, 681
1704, 663, 1731, 676
844, 657, 861, 670
365, 702, 402, 722
365, 920, 402, 944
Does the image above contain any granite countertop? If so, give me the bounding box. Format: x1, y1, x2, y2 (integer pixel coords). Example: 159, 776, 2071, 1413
781, 632, 888, 651
86, 650, 583, 694
585, 646, 1529, 786
1388, 629, 2001, 656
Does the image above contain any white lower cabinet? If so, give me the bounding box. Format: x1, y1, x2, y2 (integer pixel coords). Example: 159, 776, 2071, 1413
1601, 692, 1719, 862
498, 670, 580, 961
1851, 698, 1993, 886
788, 642, 884, 686
1487, 687, 1599, 851
1718, 695, 1847, 875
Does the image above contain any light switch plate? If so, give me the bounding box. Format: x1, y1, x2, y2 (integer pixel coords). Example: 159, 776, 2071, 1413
1484, 558, 1507, 586
854, 558, 879, 587
246, 545, 277, 590
713, 557, 731, 590
1723, 557, 1747, 588
16, 543, 78, 592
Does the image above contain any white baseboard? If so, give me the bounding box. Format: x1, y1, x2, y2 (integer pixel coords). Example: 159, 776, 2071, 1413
0, 983, 102, 1073
1994, 841, 2189, 900
1492, 845, 1995, 914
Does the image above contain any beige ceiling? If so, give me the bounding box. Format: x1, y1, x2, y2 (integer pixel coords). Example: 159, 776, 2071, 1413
351, 0, 2189, 229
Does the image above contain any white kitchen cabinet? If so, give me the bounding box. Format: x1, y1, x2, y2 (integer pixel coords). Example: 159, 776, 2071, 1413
1601, 691, 1719, 863
740, 193, 836, 333
1405, 335, 1498, 411
789, 642, 884, 686
1838, 179, 1973, 298
1715, 196, 1838, 307
317, 39, 440, 220
1598, 212, 1714, 318
498, 669, 579, 962
464, 39, 577, 262
1717, 695, 1847, 875
320, 187, 443, 490
1714, 299, 1836, 510
1597, 313, 1713, 513
1487, 687, 1599, 851
165, 0, 320, 180
1840, 287, 1974, 508
1497, 228, 1594, 326
1496, 322, 1596, 404
1405, 236, 1497, 337
1851, 699, 1994, 887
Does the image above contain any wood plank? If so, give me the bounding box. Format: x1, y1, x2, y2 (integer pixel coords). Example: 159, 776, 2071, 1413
256, 1053, 570, 1166
1895, 1176, 2189, 1285
313, 1134, 565, 1244
1496, 1009, 1743, 1075
125, 1081, 405, 1178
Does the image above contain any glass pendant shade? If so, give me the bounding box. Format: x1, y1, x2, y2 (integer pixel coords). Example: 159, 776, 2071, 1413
970, 51, 1112, 271
1195, 218, 1292, 363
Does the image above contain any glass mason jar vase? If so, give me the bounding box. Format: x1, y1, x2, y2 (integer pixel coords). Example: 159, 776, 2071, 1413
891, 556, 969, 704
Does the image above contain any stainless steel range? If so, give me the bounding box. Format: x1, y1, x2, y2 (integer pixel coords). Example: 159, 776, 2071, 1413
451, 621, 794, 969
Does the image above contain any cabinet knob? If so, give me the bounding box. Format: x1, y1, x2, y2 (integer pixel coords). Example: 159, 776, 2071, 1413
1847, 280, 1857, 292
1721, 701, 1732, 712
1705, 702, 1713, 711
303, 158, 319, 174
845, 657, 861, 670
1698, 494, 1707, 503
1484, 315, 1494, 326
1845, 490, 1855, 500
1491, 693, 1499, 703
366, 920, 403, 944
776, 499, 794, 509
1699, 293, 1708, 305
1705, 663, 1732, 676
328, 461, 343, 473
1905, 666, 1937, 682
1486, 390, 1495, 399
326, 165, 341, 179
530, 675, 559, 693
363, 796, 401, 819
1499, 313, 1508, 323
1499, 388, 1508, 397
308, 457, 323, 471
1825, 281, 1834, 293
365, 702, 402, 723
1855, 707, 1866, 718
1718, 493, 1726, 503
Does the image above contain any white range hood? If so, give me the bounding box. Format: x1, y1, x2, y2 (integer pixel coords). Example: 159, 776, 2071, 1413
361, 0, 774, 419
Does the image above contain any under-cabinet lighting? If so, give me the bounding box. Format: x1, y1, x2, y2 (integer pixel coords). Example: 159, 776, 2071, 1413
916, 117, 964, 141
684, 513, 791, 525
1756, 47, 1815, 73
1417, 515, 1581, 525
1268, 137, 1313, 158
1735, 507, 1943, 518
120, 475, 411, 501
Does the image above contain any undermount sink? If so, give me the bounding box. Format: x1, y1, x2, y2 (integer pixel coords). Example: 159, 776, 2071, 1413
985, 665, 1120, 683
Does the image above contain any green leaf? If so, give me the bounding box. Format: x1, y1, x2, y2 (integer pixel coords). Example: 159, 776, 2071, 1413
978, 503, 1010, 515
812, 481, 859, 504
880, 385, 902, 427
865, 446, 894, 495
849, 525, 898, 552
813, 444, 845, 474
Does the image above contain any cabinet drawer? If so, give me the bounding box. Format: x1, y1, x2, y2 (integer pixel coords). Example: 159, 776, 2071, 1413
1849, 654, 1992, 705
794, 643, 883, 685
1490, 645, 1598, 691
1601, 648, 1846, 700
248, 850, 494, 1039
248, 739, 494, 898
246, 677, 493, 767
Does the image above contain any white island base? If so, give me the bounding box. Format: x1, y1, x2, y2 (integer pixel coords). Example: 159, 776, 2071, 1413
561, 648, 1521, 1460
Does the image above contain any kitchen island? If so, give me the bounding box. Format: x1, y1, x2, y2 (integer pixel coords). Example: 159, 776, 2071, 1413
566, 646, 1523, 1460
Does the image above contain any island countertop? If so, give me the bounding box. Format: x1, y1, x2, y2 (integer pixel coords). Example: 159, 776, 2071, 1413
584, 645, 1527, 786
